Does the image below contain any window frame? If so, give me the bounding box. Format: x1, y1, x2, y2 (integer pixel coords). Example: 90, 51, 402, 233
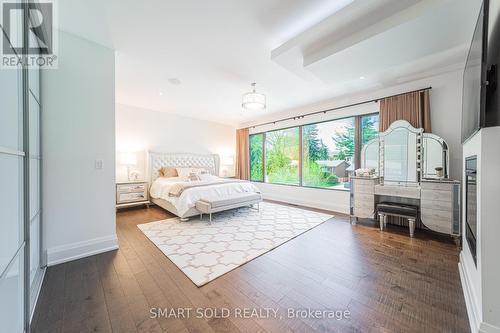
248, 112, 379, 191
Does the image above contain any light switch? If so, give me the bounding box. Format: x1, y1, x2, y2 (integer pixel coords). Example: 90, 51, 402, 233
95, 159, 103, 170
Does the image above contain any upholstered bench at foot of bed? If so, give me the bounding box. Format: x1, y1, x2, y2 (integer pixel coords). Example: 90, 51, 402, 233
195, 192, 263, 223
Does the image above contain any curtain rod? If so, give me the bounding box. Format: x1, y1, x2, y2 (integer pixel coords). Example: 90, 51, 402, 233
246, 86, 432, 130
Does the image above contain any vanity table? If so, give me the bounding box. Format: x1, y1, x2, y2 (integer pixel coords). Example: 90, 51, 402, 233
350, 120, 460, 237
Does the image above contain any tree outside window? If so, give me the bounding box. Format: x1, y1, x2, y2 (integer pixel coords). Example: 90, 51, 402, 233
249, 134, 264, 181
265, 127, 300, 185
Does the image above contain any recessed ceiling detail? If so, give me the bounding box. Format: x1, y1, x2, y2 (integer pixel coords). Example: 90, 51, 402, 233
58, 0, 481, 126
272, 0, 481, 88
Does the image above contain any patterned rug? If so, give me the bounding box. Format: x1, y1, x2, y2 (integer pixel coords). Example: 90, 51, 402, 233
137, 202, 333, 286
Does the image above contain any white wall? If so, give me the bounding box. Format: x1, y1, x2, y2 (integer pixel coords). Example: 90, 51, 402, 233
460, 127, 500, 333
116, 104, 236, 181
479, 127, 500, 332
42, 31, 116, 265
244, 69, 464, 214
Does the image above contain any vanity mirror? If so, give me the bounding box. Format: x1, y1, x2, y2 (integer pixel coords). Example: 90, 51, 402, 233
360, 120, 449, 182
360, 138, 379, 174
422, 133, 449, 179
379, 120, 422, 185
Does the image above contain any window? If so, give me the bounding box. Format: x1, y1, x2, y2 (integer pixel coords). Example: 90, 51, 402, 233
249, 133, 264, 181
303, 118, 355, 189
265, 127, 300, 185
360, 114, 380, 172
361, 114, 379, 145
249, 113, 379, 190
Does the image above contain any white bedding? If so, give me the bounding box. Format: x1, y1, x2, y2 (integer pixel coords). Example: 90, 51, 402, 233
150, 176, 260, 216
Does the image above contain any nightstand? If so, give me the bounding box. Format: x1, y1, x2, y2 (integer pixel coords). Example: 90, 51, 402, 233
116, 180, 150, 209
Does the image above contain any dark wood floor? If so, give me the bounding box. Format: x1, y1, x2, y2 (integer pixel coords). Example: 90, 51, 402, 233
31, 204, 470, 333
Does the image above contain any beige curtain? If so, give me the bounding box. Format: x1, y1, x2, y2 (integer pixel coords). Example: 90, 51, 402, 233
235, 128, 249, 180
379, 90, 431, 132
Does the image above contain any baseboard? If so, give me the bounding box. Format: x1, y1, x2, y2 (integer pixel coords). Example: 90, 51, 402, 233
459, 251, 481, 333
481, 322, 500, 333
47, 234, 118, 266
262, 193, 348, 215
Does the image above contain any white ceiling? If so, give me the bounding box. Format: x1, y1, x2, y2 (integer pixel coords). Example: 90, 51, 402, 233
58, 0, 481, 126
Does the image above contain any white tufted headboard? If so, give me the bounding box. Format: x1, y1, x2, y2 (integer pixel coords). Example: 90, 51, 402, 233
148, 151, 220, 183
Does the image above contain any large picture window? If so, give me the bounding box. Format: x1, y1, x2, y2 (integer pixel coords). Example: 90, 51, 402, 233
265, 127, 300, 185
249, 113, 379, 190
303, 118, 355, 189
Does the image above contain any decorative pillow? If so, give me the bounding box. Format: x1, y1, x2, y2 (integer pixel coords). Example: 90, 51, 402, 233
188, 172, 200, 182
176, 167, 193, 180
177, 167, 209, 180
159, 167, 178, 178
191, 168, 209, 175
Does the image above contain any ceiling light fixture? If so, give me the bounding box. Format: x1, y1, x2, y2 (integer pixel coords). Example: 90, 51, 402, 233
242, 82, 266, 110
359, 76, 365, 80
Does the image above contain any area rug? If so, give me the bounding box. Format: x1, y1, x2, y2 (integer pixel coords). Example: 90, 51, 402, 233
137, 202, 333, 286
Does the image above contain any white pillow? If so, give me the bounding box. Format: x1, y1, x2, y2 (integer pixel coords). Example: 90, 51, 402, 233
176, 168, 192, 180
191, 167, 209, 175
176, 167, 209, 180
188, 172, 200, 182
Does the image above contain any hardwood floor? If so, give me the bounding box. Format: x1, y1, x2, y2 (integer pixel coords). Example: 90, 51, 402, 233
31, 204, 470, 333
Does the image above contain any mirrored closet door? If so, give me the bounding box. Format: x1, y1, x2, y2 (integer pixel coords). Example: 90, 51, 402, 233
29, 61, 43, 313
0, 10, 43, 332
0, 50, 26, 333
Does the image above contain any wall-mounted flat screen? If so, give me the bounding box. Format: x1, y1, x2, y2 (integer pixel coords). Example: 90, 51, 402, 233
462, 2, 486, 143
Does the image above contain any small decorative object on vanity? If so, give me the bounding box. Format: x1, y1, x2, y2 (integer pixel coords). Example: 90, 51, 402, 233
355, 168, 375, 177
116, 180, 150, 209
435, 167, 444, 178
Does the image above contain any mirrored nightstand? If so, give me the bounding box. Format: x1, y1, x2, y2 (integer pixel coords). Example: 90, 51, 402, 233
116, 180, 150, 209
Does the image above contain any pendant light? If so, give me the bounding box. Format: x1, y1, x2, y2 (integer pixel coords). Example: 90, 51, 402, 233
242, 82, 266, 110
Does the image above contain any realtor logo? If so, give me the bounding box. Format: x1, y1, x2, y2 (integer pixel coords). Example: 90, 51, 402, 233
1, 0, 58, 68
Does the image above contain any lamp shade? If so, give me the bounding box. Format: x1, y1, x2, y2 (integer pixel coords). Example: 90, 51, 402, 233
221, 155, 234, 166
120, 152, 137, 166
242, 83, 266, 110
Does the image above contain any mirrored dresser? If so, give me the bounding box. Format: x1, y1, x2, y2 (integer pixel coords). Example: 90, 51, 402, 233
350, 120, 460, 237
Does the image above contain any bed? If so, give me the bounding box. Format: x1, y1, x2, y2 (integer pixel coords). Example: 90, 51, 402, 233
148, 151, 261, 220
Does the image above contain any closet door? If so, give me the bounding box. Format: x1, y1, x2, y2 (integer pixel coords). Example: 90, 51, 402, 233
1, 8, 44, 331
0, 39, 25, 332
28, 66, 43, 311
0, 248, 25, 333
26, 8, 44, 312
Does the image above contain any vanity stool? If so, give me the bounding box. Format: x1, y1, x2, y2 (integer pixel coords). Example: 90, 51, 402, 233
377, 203, 419, 237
